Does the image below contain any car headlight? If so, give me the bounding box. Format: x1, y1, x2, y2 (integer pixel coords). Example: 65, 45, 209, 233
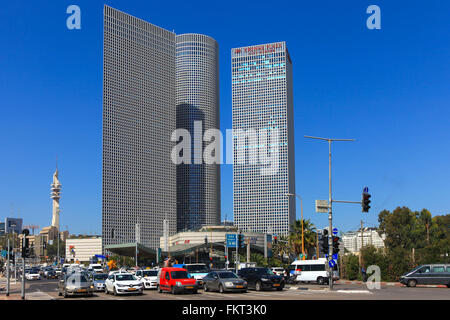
243, 281, 247, 286
261, 278, 270, 281
90, 285, 94, 289
116, 283, 125, 287
67, 286, 76, 290
176, 281, 182, 286
224, 282, 234, 287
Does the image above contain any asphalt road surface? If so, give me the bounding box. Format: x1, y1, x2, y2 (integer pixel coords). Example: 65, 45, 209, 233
21, 279, 449, 300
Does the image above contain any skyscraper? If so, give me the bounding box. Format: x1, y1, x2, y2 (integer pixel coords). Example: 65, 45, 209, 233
232, 42, 296, 236
176, 34, 220, 231
102, 5, 177, 250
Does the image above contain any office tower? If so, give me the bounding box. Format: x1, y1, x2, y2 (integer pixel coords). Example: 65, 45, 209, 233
176, 34, 220, 231
102, 5, 177, 250
232, 42, 296, 236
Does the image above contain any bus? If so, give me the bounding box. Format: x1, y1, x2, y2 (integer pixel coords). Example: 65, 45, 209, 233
290, 258, 339, 285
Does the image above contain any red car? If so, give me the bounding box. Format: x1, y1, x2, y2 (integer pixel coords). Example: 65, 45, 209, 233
157, 267, 198, 294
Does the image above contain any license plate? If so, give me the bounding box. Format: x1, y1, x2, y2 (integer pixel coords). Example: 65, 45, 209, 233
128, 288, 137, 291
235, 285, 243, 288
185, 286, 194, 289
77, 289, 87, 292
273, 284, 280, 286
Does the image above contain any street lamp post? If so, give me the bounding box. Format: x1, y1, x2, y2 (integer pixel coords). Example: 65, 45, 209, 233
285, 193, 304, 259
305, 135, 354, 290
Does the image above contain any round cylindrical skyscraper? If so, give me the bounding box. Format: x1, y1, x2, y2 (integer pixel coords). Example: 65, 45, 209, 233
176, 33, 220, 231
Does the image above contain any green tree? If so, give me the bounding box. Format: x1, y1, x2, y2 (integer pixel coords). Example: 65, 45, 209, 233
289, 219, 317, 258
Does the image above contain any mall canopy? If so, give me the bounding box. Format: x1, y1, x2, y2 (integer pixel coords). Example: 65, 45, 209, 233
104, 242, 266, 261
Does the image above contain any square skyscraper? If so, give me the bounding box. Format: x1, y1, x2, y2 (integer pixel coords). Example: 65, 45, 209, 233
232, 42, 296, 236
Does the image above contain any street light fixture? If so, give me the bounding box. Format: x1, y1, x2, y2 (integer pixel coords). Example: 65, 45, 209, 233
285, 193, 305, 260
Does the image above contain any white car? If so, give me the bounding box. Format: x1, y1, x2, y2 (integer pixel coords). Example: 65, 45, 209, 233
271, 267, 285, 276
25, 270, 41, 280
104, 273, 143, 295
135, 269, 158, 289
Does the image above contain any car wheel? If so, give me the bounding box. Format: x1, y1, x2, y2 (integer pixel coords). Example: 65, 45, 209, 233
407, 279, 417, 288
446, 282, 450, 288
193, 289, 198, 294
63, 291, 68, 298
171, 286, 176, 295
113, 287, 118, 296
276, 286, 283, 291
105, 287, 108, 294
157, 285, 162, 293
219, 284, 224, 293
255, 281, 262, 291
58, 291, 62, 296
204, 284, 209, 292
317, 277, 324, 285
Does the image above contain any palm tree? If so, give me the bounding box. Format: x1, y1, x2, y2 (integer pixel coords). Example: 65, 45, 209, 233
289, 219, 317, 258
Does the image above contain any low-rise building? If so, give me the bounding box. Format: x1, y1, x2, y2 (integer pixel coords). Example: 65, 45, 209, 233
65, 237, 102, 263
342, 228, 385, 254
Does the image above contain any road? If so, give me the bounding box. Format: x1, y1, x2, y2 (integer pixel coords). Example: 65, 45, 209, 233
19, 279, 450, 300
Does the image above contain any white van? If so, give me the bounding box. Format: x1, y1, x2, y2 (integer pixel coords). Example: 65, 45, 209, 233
290, 258, 339, 285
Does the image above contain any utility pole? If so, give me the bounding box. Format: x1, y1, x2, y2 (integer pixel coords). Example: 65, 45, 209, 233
316, 232, 319, 259
305, 135, 354, 290
6, 238, 10, 296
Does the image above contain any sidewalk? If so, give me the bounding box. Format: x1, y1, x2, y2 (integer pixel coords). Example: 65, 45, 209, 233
336, 279, 447, 288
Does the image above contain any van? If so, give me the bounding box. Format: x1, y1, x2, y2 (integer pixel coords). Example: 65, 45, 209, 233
290, 258, 339, 285
399, 264, 450, 287
157, 267, 198, 294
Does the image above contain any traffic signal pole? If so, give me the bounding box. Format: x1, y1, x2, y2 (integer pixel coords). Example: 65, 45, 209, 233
6, 238, 10, 296
305, 136, 355, 290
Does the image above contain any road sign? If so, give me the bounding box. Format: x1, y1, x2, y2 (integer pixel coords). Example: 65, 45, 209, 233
363, 186, 369, 193
315, 200, 329, 213
226, 234, 236, 247
332, 254, 338, 260
328, 259, 336, 268
332, 228, 338, 235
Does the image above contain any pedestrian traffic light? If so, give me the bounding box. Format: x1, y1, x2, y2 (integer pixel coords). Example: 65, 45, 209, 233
273, 235, 278, 244
238, 234, 245, 248
332, 236, 340, 255
321, 230, 329, 254
362, 192, 371, 212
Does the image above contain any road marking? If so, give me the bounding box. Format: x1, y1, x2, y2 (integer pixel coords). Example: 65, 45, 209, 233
336, 290, 372, 294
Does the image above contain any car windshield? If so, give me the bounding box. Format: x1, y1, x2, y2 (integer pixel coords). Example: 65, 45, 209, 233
94, 274, 108, 280
254, 268, 274, 275
66, 274, 89, 283
143, 270, 158, 277
171, 271, 189, 279
116, 274, 136, 281
186, 265, 209, 273
218, 272, 238, 279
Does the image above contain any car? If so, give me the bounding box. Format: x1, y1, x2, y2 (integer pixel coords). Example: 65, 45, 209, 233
135, 269, 159, 289
89, 264, 104, 273
92, 273, 108, 291
238, 267, 284, 291
157, 267, 198, 294
271, 267, 285, 276
104, 272, 144, 295
46, 270, 59, 279
203, 270, 247, 293
172, 264, 209, 288
58, 273, 94, 298
25, 269, 41, 280
399, 264, 450, 288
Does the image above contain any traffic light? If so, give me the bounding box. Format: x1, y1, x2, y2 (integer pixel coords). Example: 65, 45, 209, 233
22, 229, 30, 258
321, 229, 329, 254
204, 236, 208, 245
273, 235, 278, 244
332, 236, 340, 255
238, 234, 245, 248
43, 242, 47, 250
362, 192, 371, 212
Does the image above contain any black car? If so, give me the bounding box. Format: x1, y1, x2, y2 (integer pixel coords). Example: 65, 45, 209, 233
46, 270, 58, 279
399, 264, 450, 287
238, 267, 284, 291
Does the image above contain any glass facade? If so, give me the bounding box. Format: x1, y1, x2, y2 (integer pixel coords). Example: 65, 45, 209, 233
232, 42, 296, 236
176, 34, 220, 231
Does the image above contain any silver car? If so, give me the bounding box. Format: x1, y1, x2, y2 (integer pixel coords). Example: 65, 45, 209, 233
92, 273, 108, 291
203, 271, 247, 293
58, 273, 94, 298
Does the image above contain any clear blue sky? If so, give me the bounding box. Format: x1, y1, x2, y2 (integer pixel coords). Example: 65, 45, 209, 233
1, 1, 449, 235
